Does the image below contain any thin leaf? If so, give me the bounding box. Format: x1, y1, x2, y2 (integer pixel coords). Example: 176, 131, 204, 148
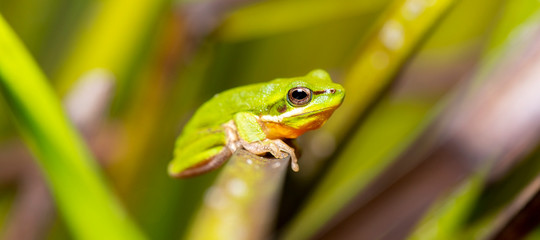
218, 0, 388, 41
282, 0, 455, 238
324, 0, 455, 140
55, 0, 168, 105
283, 98, 439, 240
408, 172, 485, 240
407, 1, 540, 238
0, 15, 145, 240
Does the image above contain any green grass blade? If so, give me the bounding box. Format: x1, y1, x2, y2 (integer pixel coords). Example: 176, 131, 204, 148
0, 14, 145, 240
218, 0, 388, 41
407, 1, 540, 238
471, 0, 540, 85
55, 0, 167, 104
282, 0, 455, 238
408, 172, 485, 240
324, 0, 455, 140
283, 98, 440, 240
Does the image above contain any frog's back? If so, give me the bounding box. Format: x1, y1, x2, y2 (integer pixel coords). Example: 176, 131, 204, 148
182, 82, 271, 133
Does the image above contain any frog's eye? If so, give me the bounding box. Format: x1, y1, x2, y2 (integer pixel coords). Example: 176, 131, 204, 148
287, 87, 312, 107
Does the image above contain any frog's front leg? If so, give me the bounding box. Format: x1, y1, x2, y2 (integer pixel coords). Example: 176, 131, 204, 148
228, 112, 300, 172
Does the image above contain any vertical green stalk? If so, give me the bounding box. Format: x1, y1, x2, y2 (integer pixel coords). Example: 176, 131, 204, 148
408, 172, 485, 240
0, 15, 144, 240
325, 0, 456, 140
283, 0, 455, 239
408, 0, 540, 238
55, 0, 167, 106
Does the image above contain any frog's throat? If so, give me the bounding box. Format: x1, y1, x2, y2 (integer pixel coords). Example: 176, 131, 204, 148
257, 107, 337, 139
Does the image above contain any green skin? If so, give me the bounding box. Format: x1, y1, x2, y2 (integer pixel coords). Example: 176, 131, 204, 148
169, 69, 345, 178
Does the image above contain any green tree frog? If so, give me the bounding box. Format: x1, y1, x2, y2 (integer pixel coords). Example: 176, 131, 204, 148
169, 69, 345, 177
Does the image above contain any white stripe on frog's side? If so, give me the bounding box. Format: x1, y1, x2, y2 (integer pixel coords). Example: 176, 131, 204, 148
258, 106, 307, 123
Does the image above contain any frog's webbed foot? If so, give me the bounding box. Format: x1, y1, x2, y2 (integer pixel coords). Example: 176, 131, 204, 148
223, 120, 299, 172
240, 139, 299, 172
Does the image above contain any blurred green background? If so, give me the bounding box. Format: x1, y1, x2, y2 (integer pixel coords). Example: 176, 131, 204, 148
2, 0, 540, 239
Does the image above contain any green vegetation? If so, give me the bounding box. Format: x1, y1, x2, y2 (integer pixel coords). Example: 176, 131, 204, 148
1, 0, 540, 239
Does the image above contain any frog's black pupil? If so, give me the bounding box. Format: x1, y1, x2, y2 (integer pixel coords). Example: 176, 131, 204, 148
287, 87, 312, 106
292, 89, 307, 100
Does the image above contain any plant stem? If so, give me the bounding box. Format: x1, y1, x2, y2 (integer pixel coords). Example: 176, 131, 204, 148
186, 150, 289, 240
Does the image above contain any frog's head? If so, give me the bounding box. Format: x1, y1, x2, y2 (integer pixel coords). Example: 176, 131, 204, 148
260, 69, 345, 139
